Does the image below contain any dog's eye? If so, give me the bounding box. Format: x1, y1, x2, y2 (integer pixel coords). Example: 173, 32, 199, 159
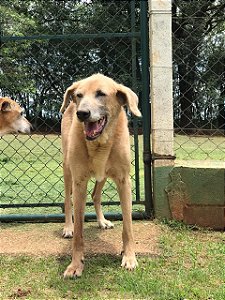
76, 93, 83, 98
96, 90, 106, 97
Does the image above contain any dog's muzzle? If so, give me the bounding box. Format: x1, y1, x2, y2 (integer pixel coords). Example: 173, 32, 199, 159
77, 110, 107, 141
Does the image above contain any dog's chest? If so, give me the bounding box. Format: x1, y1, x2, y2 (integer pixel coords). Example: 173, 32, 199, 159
87, 143, 111, 182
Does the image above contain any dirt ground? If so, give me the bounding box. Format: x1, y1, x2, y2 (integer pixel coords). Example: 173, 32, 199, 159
0, 221, 161, 257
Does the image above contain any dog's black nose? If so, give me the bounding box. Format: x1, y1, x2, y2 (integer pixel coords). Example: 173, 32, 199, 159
76, 110, 91, 121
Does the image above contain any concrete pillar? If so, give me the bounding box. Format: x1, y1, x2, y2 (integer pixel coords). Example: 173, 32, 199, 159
149, 0, 174, 158
149, 0, 174, 219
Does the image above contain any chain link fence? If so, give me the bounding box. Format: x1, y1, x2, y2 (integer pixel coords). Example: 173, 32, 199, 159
2, 0, 223, 221
172, 0, 225, 161
0, 0, 150, 220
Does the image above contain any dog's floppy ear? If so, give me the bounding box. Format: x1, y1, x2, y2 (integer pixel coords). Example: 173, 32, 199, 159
60, 82, 78, 113
0, 99, 12, 112
116, 84, 142, 117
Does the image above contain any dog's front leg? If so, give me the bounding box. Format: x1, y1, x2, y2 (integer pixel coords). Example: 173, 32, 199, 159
115, 176, 138, 270
62, 162, 73, 238
92, 179, 114, 229
64, 178, 88, 279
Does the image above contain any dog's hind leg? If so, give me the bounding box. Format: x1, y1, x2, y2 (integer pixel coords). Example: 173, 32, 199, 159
92, 179, 114, 229
62, 162, 74, 238
114, 175, 138, 270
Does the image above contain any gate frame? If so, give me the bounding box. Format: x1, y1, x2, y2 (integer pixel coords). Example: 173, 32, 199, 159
0, 0, 153, 222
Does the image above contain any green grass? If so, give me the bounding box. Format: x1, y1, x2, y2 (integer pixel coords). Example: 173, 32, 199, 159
1, 133, 224, 217
0, 134, 145, 216
0, 134, 64, 215
175, 134, 225, 160
0, 221, 224, 300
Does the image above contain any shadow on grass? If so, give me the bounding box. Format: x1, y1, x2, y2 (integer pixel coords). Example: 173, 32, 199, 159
57, 253, 121, 271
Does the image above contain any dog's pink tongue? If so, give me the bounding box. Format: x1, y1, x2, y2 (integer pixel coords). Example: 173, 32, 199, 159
85, 121, 99, 136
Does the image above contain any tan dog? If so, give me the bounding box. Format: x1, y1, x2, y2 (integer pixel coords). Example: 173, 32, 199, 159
0, 97, 31, 135
61, 74, 141, 278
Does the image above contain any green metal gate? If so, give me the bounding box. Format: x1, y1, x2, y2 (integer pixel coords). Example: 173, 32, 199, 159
0, 0, 152, 222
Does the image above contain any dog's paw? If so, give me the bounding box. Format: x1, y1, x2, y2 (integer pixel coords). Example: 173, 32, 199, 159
121, 254, 138, 271
62, 225, 74, 238
98, 218, 114, 229
63, 260, 84, 279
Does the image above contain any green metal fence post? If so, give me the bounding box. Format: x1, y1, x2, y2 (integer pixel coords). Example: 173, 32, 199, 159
131, 0, 140, 202
140, 0, 154, 217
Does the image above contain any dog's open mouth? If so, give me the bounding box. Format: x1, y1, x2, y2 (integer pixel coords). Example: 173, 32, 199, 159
84, 116, 107, 140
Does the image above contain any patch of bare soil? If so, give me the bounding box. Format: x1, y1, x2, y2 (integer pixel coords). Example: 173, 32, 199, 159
0, 221, 160, 257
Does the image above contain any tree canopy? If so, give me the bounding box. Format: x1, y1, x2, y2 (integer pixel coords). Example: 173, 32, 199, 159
0, 0, 224, 132
172, 0, 225, 131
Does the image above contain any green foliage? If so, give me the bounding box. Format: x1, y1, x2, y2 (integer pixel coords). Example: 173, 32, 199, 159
0, 0, 142, 126
173, 0, 225, 129
0, 0, 224, 130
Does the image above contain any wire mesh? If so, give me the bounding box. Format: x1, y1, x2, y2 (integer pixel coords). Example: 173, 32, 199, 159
0, 0, 146, 218
172, 0, 225, 161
